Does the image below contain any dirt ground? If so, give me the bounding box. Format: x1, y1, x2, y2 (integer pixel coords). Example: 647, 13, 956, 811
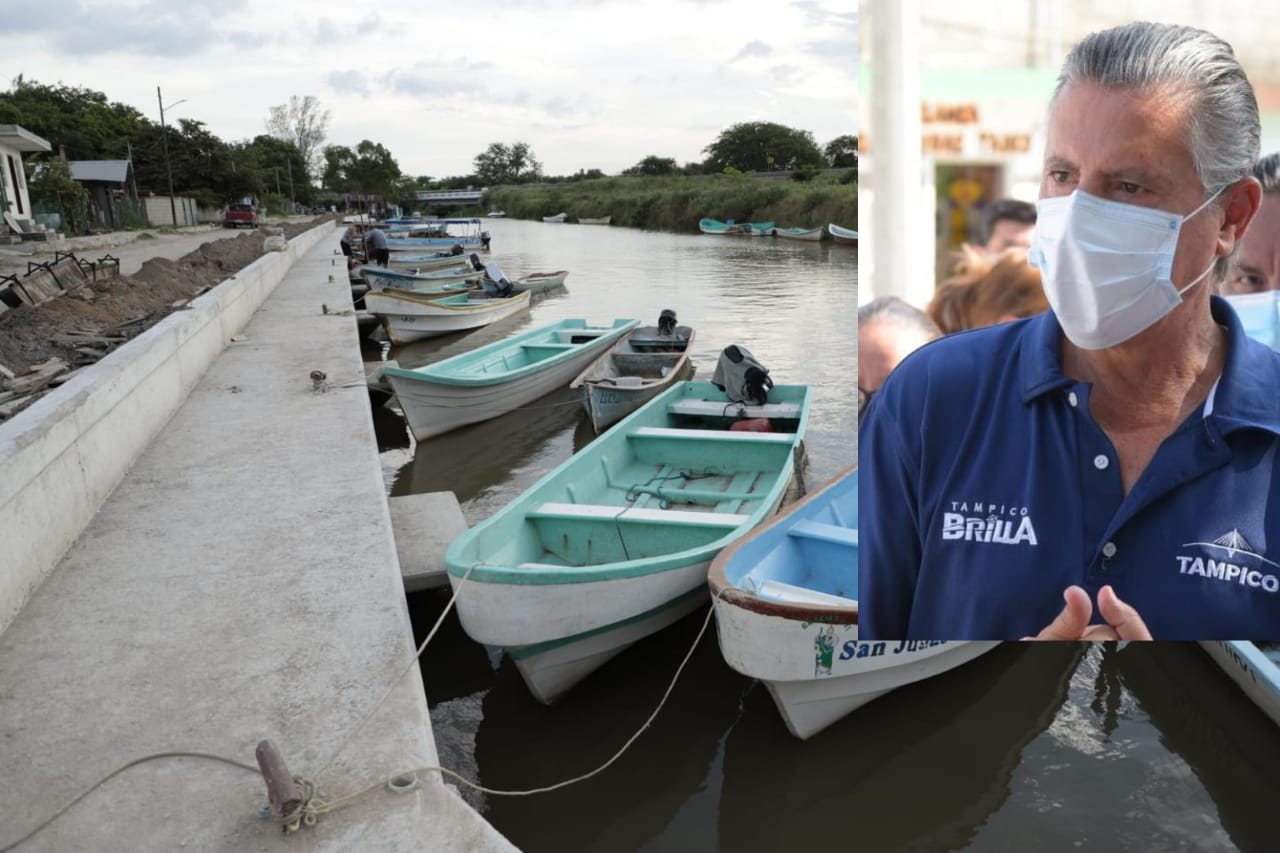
0, 219, 332, 374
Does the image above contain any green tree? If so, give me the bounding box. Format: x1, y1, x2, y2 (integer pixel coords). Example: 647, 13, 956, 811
624, 155, 679, 177
265, 95, 331, 181
824, 134, 857, 168
472, 141, 542, 185
322, 140, 401, 199
0, 76, 148, 161
26, 158, 91, 234
702, 122, 825, 173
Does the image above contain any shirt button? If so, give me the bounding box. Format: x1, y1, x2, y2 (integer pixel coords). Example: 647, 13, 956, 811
1094, 454, 1110, 470
1068, 391, 1078, 407
1102, 541, 1117, 558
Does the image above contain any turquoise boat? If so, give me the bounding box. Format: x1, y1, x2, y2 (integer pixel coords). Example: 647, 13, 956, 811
444, 379, 812, 703
382, 318, 638, 440
699, 218, 775, 236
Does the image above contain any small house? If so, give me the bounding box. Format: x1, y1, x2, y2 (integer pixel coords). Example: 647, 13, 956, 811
69, 160, 137, 230
0, 124, 52, 232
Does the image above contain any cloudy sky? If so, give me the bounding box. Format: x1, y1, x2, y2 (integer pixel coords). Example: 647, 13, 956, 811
4, 0, 856, 179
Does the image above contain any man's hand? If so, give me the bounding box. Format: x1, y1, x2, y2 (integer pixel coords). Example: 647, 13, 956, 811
1023, 585, 1153, 640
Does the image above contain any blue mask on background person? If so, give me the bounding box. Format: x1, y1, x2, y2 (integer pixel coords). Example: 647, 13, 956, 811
1030, 187, 1224, 349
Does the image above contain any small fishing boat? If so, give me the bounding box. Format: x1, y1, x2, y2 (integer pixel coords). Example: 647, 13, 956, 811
569, 310, 695, 433
361, 264, 482, 292
386, 218, 486, 250
1200, 642, 1280, 728
388, 252, 479, 271
828, 224, 859, 245
507, 270, 568, 295
773, 226, 825, 242
699, 218, 775, 236
366, 289, 531, 346
382, 318, 639, 440
487, 210, 507, 218
578, 216, 611, 225
708, 466, 997, 739
444, 379, 812, 703
542, 212, 568, 223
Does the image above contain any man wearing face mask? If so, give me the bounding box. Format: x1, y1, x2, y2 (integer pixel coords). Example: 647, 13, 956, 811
858, 21, 1280, 641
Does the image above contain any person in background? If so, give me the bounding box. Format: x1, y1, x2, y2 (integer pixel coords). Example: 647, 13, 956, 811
1222, 152, 1280, 294
339, 223, 356, 259
980, 198, 1038, 256
927, 248, 1049, 334
857, 296, 942, 424
860, 21, 1277, 641
365, 226, 390, 267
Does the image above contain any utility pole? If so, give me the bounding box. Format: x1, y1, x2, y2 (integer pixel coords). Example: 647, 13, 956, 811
286, 158, 295, 216
156, 86, 187, 227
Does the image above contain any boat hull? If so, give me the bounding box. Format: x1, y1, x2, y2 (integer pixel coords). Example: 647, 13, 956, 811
385, 325, 631, 439
828, 223, 858, 245
368, 291, 531, 345
571, 324, 696, 432
774, 227, 824, 242
1200, 641, 1280, 728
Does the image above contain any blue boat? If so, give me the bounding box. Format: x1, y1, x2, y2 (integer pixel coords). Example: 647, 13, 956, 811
1200, 641, 1280, 728
708, 466, 996, 739
386, 218, 487, 250
444, 379, 812, 703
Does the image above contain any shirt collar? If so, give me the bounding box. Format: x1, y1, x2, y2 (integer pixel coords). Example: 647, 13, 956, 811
1018, 297, 1280, 436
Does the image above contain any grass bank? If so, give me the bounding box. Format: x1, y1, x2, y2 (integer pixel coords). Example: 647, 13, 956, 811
483, 173, 856, 234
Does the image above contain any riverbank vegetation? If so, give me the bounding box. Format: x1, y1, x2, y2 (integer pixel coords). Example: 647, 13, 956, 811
483, 171, 856, 234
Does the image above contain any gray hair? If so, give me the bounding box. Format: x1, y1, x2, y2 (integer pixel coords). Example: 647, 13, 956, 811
1052, 22, 1260, 278
858, 296, 942, 340
1254, 152, 1280, 195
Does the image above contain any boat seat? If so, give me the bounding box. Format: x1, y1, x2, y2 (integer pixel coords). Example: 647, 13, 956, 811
666, 399, 803, 419
531, 502, 748, 527
554, 329, 610, 343
787, 519, 859, 547
757, 579, 856, 608
629, 426, 796, 444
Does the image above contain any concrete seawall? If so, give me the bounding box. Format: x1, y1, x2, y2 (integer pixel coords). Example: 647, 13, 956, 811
0, 223, 331, 634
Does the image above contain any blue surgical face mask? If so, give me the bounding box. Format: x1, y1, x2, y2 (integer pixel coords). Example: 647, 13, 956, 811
1029, 187, 1224, 349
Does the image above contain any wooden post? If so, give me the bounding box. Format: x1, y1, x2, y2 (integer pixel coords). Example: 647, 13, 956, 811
255, 740, 301, 822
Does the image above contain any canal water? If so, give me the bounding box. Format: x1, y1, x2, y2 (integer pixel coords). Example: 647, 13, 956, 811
363, 221, 1278, 852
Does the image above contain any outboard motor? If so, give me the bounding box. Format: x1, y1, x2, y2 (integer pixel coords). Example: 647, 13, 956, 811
450, 243, 464, 256
469, 252, 485, 271
657, 309, 678, 337
484, 263, 515, 298
711, 344, 774, 406
480, 231, 492, 250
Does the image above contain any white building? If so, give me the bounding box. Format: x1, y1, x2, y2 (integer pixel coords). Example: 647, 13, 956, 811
0, 125, 52, 229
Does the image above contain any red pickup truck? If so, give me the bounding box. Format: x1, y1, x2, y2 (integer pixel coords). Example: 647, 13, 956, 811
223, 203, 260, 229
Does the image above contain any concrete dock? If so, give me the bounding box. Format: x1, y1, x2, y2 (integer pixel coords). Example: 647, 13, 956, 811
0, 230, 516, 851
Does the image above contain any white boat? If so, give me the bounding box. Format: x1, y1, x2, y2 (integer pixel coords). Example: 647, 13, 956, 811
569, 313, 694, 432
361, 264, 481, 292
578, 216, 611, 225
1200, 641, 1280, 728
708, 465, 997, 739
542, 212, 568, 223
487, 210, 507, 218
365, 289, 531, 345
773, 226, 825, 242
381, 318, 638, 440
828, 223, 858, 245
387, 253, 480, 271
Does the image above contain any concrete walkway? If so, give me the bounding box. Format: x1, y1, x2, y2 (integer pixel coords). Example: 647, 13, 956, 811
0, 235, 516, 851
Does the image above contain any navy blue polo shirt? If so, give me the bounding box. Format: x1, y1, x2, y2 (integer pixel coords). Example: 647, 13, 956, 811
858, 296, 1280, 640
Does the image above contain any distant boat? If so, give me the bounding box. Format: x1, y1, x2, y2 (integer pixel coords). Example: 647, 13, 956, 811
487, 210, 507, 218
773, 226, 825, 242
1200, 642, 1280, 727
444, 378, 813, 703
506, 270, 569, 295
708, 465, 996, 739
382, 318, 638, 440
828, 224, 858, 245
570, 313, 695, 432
366, 289, 531, 345
542, 212, 568, 223
699, 218, 775, 236
578, 216, 611, 225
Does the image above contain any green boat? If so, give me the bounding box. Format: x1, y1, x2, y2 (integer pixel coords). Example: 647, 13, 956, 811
444, 379, 812, 703
699, 217, 776, 236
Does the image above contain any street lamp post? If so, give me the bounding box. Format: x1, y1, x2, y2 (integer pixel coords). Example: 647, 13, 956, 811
156, 86, 188, 227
